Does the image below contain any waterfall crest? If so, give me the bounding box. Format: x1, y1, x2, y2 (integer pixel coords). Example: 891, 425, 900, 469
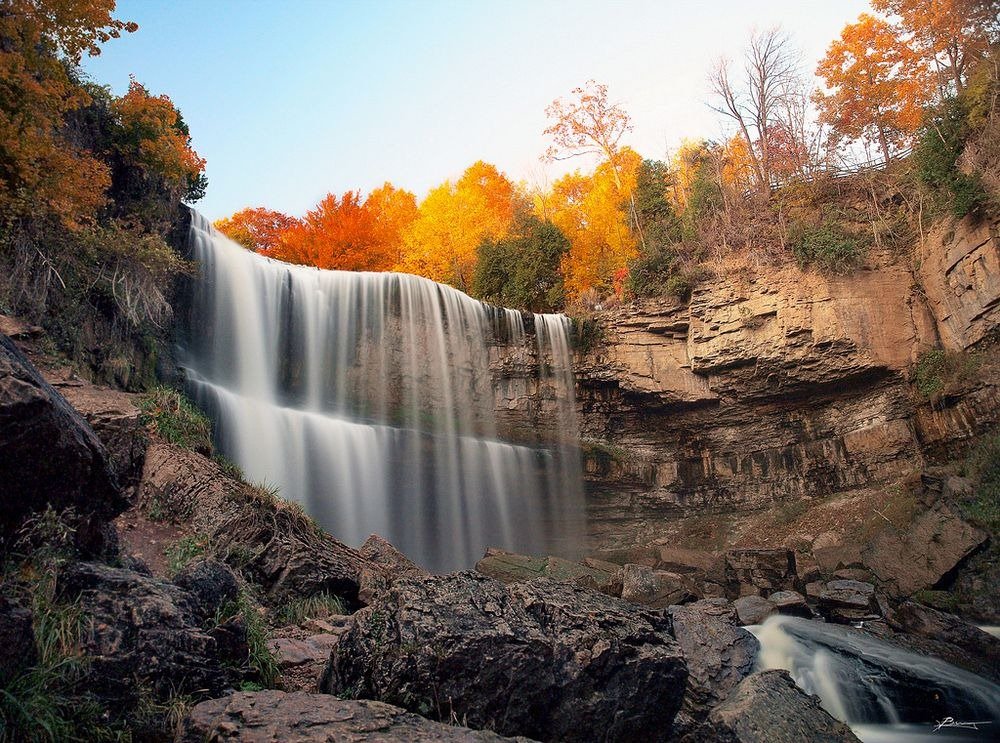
178, 212, 584, 571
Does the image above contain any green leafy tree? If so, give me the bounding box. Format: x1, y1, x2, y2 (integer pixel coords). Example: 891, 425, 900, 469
472, 211, 570, 312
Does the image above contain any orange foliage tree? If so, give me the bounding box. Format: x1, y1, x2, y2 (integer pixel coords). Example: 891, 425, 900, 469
366, 182, 418, 269
277, 191, 379, 271
815, 13, 931, 162
113, 78, 207, 201
872, 0, 1000, 94
397, 161, 516, 290
0, 0, 137, 227
214, 207, 298, 254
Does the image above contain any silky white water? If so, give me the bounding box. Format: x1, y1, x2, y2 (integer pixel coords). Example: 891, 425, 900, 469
178, 213, 584, 571
753, 616, 1000, 742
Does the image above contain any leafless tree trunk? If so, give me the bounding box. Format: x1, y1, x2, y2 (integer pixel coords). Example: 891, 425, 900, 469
709, 27, 804, 195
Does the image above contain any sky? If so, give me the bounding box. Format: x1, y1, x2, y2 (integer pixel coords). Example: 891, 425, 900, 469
83, 0, 870, 221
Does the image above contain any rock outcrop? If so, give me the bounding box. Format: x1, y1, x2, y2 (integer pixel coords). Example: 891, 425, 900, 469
140, 441, 378, 605
0, 333, 125, 554
706, 670, 861, 743
322, 572, 687, 742
179, 692, 528, 742
56, 561, 245, 706
554, 216, 1000, 547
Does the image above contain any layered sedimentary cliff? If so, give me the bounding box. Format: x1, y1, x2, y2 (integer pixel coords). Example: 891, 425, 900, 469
495, 215, 999, 550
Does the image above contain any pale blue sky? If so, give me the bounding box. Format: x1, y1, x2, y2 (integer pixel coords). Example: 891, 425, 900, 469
83, 0, 869, 220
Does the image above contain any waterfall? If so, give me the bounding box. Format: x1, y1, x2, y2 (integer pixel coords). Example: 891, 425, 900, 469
753, 616, 1000, 742
177, 212, 584, 572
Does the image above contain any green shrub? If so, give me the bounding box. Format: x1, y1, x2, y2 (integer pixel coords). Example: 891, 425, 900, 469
165, 535, 208, 577
914, 96, 987, 218
791, 220, 865, 273
276, 591, 347, 626
626, 243, 675, 298
215, 592, 278, 688
139, 386, 212, 454
959, 433, 1000, 533
912, 349, 982, 403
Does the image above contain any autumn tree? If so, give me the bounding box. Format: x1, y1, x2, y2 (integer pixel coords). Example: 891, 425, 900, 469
0, 0, 137, 227
709, 28, 804, 193
543, 80, 645, 248
397, 161, 515, 290
214, 207, 298, 253
815, 14, 932, 163
365, 182, 418, 269
873, 0, 1000, 94
543, 147, 642, 299
472, 209, 569, 312
277, 191, 384, 271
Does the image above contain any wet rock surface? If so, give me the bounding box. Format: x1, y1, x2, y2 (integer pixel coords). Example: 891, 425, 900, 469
179, 691, 528, 742
322, 571, 687, 742
707, 670, 861, 743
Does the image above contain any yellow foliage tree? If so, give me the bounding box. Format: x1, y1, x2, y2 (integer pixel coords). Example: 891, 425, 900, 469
543, 147, 640, 299
397, 161, 515, 290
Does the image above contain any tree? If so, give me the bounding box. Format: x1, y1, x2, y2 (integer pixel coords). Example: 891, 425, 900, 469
365, 182, 417, 270
543, 80, 645, 248
112, 78, 207, 203
544, 147, 641, 299
872, 0, 1000, 93
214, 207, 298, 254
709, 28, 804, 193
0, 0, 137, 227
815, 14, 931, 163
472, 210, 569, 312
276, 191, 388, 271
397, 161, 515, 289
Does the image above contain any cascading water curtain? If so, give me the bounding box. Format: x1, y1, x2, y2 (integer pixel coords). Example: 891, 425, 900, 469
177, 212, 584, 572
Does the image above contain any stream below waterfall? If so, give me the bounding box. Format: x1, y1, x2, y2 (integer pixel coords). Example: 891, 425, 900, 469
752, 616, 1000, 742
178, 213, 584, 572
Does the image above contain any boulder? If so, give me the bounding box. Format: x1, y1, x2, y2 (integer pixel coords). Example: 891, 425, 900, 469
817, 580, 876, 622
53, 380, 148, 497
681, 597, 740, 625
172, 557, 240, 620
0, 598, 36, 684
768, 590, 812, 618
620, 563, 697, 608
178, 692, 526, 742
707, 670, 861, 743
723, 549, 797, 599
862, 500, 987, 596
0, 334, 125, 554
322, 572, 687, 741
733, 595, 775, 625
888, 601, 1000, 683
56, 561, 244, 706
358, 533, 425, 576
667, 604, 759, 715
475, 549, 617, 594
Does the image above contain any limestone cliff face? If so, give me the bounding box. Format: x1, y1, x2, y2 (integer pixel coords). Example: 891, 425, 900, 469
556, 215, 999, 547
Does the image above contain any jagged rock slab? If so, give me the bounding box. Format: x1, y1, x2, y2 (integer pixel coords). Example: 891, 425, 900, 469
56, 561, 244, 706
0, 333, 125, 554
475, 548, 616, 587
179, 692, 529, 741
862, 500, 987, 596
707, 670, 861, 742
668, 603, 759, 715
322, 572, 687, 742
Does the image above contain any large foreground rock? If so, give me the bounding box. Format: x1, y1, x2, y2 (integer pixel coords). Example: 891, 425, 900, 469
322, 572, 687, 742
56, 561, 244, 706
668, 603, 759, 715
707, 670, 861, 743
0, 333, 125, 553
179, 692, 527, 742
